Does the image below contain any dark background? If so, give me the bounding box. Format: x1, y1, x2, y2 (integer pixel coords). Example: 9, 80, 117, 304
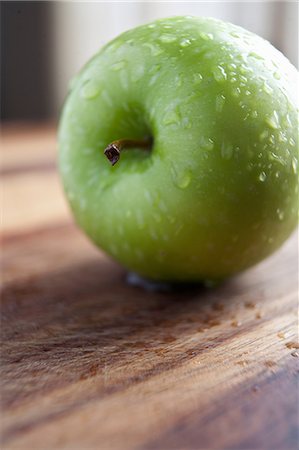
1, 1, 53, 121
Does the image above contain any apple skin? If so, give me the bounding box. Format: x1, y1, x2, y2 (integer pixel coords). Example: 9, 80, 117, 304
58, 16, 298, 282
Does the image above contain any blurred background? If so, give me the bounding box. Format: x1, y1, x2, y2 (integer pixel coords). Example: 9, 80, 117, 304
1, 1, 298, 122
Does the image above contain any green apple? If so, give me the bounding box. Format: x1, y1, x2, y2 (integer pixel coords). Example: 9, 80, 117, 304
58, 16, 298, 282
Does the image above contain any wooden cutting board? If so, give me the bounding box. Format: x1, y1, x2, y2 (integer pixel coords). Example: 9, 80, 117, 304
1, 124, 298, 450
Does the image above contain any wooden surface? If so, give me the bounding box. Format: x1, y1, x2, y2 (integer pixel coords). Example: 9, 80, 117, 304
1, 124, 298, 450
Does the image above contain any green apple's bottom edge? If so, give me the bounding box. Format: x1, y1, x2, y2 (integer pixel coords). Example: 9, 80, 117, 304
126, 271, 224, 293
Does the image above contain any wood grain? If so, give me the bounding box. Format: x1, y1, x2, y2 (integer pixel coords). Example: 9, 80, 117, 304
1, 124, 298, 450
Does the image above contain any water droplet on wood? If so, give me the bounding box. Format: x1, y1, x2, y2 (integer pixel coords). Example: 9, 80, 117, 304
285, 341, 299, 349
277, 331, 285, 339
236, 360, 249, 367
231, 320, 241, 327
265, 360, 276, 368
245, 302, 256, 309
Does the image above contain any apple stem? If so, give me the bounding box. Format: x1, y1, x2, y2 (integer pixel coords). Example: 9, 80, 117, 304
104, 137, 152, 166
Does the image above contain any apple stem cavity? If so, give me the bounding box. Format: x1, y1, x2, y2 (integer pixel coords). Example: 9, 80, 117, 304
104, 137, 152, 166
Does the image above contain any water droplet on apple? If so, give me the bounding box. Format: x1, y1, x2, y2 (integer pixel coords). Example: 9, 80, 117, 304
148, 64, 161, 86
81, 81, 100, 99
239, 64, 248, 75
199, 136, 214, 151
102, 91, 113, 106
230, 31, 241, 39
240, 74, 248, 83
215, 94, 226, 112
259, 129, 269, 141
199, 31, 214, 41
278, 131, 287, 143
265, 111, 280, 129
231, 87, 241, 97
213, 65, 227, 82
193, 73, 203, 84
149, 74, 160, 87
143, 42, 163, 56
289, 137, 296, 147
180, 38, 191, 47
163, 107, 181, 126
132, 65, 145, 82
277, 208, 285, 221
175, 74, 183, 87
159, 34, 176, 44
283, 113, 292, 128
258, 171, 267, 182
111, 60, 126, 71
182, 117, 192, 129
262, 82, 273, 95
292, 157, 298, 174
171, 165, 192, 189
249, 52, 263, 60
120, 71, 129, 90
269, 152, 286, 166
221, 142, 234, 160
